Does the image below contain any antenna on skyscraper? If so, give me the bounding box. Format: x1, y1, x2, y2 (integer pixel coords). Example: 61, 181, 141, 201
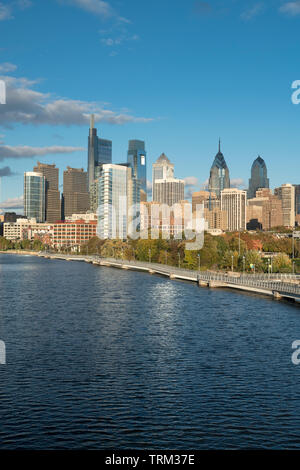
90, 114, 95, 130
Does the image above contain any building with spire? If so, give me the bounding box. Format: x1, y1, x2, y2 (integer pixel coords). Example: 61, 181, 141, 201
248, 156, 269, 199
208, 140, 230, 198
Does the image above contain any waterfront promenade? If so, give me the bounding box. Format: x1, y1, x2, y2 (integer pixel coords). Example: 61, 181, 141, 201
21, 251, 300, 304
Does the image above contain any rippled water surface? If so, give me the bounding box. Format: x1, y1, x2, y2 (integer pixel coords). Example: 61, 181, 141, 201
0, 254, 300, 449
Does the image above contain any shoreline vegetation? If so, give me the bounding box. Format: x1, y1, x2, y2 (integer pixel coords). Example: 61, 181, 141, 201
1, 230, 299, 274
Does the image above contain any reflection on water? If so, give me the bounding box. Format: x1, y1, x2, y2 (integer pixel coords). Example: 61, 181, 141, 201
0, 254, 300, 449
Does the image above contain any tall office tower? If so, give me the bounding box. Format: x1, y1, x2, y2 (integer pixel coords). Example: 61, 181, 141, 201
24, 172, 45, 223
152, 153, 174, 192
274, 184, 295, 227
97, 164, 140, 240
294, 185, 300, 223
127, 140, 147, 200
209, 140, 230, 198
152, 153, 184, 206
88, 114, 112, 189
62, 167, 89, 219
33, 162, 61, 222
248, 156, 269, 199
192, 190, 218, 212
153, 178, 185, 206
221, 188, 247, 231
247, 188, 283, 230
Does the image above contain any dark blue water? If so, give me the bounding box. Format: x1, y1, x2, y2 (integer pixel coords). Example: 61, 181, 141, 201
0, 254, 300, 449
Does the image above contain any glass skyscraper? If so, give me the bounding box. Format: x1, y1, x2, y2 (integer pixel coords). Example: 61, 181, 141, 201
208, 140, 230, 198
97, 164, 140, 240
24, 172, 45, 223
127, 140, 147, 200
248, 156, 269, 199
88, 114, 112, 190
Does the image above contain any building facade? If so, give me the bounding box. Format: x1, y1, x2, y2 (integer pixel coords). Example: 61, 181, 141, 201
153, 178, 185, 207
221, 188, 247, 231
33, 162, 61, 223
209, 140, 230, 198
248, 156, 269, 199
88, 114, 112, 190
62, 167, 89, 219
97, 164, 140, 240
127, 140, 147, 200
24, 172, 45, 223
274, 184, 295, 227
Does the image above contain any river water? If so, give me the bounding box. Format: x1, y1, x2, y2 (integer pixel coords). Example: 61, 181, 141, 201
0, 254, 300, 449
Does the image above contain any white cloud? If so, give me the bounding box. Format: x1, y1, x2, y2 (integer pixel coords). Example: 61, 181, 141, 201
0, 144, 85, 161
0, 3, 12, 20
59, 0, 115, 18
184, 176, 199, 199
231, 178, 246, 189
0, 0, 32, 21
184, 176, 199, 187
241, 3, 265, 21
0, 69, 152, 127
279, 1, 300, 15
0, 63, 17, 73
0, 195, 23, 210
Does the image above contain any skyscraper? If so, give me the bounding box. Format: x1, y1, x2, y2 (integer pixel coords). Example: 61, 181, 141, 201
221, 188, 247, 231
88, 114, 112, 190
274, 184, 295, 227
248, 156, 269, 199
294, 184, 300, 223
152, 153, 184, 206
62, 167, 89, 219
97, 164, 140, 240
127, 140, 147, 200
152, 153, 174, 196
33, 162, 60, 222
209, 140, 230, 198
24, 172, 45, 223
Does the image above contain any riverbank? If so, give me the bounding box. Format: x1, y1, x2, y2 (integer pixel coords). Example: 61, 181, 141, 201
1, 250, 300, 304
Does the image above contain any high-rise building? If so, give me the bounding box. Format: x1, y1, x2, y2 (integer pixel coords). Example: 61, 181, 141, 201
153, 178, 185, 206
127, 140, 147, 200
294, 185, 300, 223
204, 208, 228, 231
274, 184, 295, 227
97, 164, 140, 240
221, 188, 247, 231
248, 156, 269, 199
62, 167, 89, 219
209, 140, 230, 198
88, 114, 112, 189
24, 172, 45, 223
152, 153, 174, 192
33, 162, 61, 222
152, 153, 184, 206
247, 188, 283, 230
192, 191, 218, 212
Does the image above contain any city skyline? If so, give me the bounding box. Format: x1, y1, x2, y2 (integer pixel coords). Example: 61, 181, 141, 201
0, 0, 300, 212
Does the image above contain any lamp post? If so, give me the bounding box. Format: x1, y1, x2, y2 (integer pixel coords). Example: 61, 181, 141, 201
178, 253, 181, 269
198, 253, 201, 272
243, 255, 245, 274
149, 248, 151, 264
231, 255, 234, 272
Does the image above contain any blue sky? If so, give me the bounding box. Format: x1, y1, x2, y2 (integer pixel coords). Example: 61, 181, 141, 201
0, 0, 300, 211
